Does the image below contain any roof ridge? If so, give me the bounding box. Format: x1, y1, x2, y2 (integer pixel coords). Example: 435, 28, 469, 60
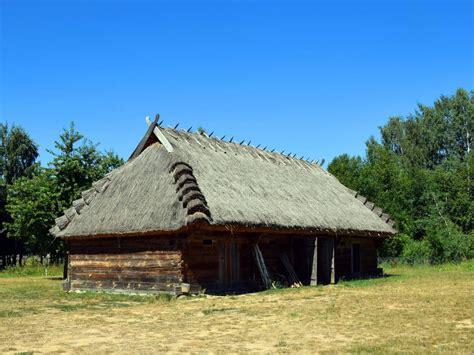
163, 127, 328, 174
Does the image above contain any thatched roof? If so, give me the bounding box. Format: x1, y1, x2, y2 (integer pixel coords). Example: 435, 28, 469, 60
51, 122, 396, 239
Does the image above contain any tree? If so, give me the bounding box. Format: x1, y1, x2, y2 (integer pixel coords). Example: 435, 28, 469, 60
327, 154, 364, 191
48, 122, 123, 207
328, 88, 473, 263
3, 122, 124, 261
0, 123, 39, 185
0, 124, 39, 266
5, 168, 61, 257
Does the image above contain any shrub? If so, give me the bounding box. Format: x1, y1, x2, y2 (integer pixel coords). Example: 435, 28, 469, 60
425, 221, 474, 263
380, 234, 410, 258
402, 238, 431, 264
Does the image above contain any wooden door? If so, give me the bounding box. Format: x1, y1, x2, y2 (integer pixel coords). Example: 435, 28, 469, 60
218, 240, 240, 287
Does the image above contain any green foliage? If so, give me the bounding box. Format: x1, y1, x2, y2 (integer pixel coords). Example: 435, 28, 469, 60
329, 88, 473, 263
0, 263, 63, 278
327, 154, 364, 190
5, 168, 60, 255
0, 123, 39, 259
1, 121, 124, 259
47, 122, 123, 206
423, 219, 474, 263
380, 234, 411, 258
401, 238, 431, 264
0, 123, 39, 185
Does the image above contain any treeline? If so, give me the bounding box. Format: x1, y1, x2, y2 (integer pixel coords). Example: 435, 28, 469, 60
0, 123, 123, 266
328, 88, 473, 263
1, 89, 472, 267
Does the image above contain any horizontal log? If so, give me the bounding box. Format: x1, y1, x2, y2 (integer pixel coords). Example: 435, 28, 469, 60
70, 252, 181, 261
70, 260, 181, 268
70, 280, 179, 292
68, 238, 182, 251
70, 266, 181, 275
70, 273, 181, 283
69, 246, 180, 253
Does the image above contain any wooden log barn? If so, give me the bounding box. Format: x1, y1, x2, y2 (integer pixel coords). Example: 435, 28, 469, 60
51, 115, 396, 295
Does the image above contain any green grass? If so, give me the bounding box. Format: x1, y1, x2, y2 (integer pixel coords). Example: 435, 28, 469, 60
0, 261, 473, 353
0, 264, 63, 278
0, 271, 174, 319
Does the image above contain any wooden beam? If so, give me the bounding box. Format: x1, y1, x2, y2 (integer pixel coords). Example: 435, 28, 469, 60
330, 237, 336, 284
63, 252, 69, 280
310, 237, 318, 286
128, 115, 160, 161
253, 244, 272, 289
280, 253, 302, 287
145, 116, 174, 153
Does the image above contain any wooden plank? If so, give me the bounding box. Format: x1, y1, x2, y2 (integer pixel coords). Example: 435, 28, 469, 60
128, 115, 160, 160
63, 252, 68, 280
70, 280, 177, 292
146, 116, 174, 153
253, 244, 272, 289
70, 252, 180, 261
70, 267, 181, 275
310, 237, 318, 286
280, 253, 302, 287
231, 241, 239, 284
70, 259, 181, 268
218, 240, 225, 286
70, 273, 181, 283
330, 237, 336, 284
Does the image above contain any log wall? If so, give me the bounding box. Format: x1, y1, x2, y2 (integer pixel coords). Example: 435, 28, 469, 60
181, 233, 258, 293
64, 233, 383, 295
66, 236, 183, 294
335, 236, 379, 280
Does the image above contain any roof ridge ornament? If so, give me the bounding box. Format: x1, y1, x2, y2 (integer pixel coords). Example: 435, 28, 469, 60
145, 115, 174, 153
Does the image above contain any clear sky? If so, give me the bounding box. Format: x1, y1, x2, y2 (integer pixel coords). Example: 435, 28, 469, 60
1, 0, 472, 165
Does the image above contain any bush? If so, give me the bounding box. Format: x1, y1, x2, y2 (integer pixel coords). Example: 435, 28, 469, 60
392, 220, 474, 265
402, 238, 431, 264
425, 221, 474, 263
380, 234, 410, 258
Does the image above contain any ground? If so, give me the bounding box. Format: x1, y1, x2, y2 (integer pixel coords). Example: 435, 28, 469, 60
0, 262, 473, 354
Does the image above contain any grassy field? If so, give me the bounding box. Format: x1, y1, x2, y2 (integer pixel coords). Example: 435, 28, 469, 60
0, 262, 473, 354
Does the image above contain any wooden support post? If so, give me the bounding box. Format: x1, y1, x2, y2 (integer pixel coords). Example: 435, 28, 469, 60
310, 237, 318, 286
218, 241, 225, 286
253, 244, 272, 289
63, 252, 69, 280
330, 237, 336, 284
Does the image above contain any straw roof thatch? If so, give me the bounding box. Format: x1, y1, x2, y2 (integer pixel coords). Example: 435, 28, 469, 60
51, 123, 396, 239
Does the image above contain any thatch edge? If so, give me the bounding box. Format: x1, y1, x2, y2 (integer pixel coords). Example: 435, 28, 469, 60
50, 176, 112, 237
349, 189, 397, 233
57, 222, 393, 240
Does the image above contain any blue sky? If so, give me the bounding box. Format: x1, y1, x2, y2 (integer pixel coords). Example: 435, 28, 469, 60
1, 0, 472, 165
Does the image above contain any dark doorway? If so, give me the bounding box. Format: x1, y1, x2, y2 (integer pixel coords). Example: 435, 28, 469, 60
317, 238, 332, 284
352, 243, 361, 274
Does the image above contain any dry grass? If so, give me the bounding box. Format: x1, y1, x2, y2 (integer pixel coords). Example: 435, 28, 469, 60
0, 262, 473, 354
